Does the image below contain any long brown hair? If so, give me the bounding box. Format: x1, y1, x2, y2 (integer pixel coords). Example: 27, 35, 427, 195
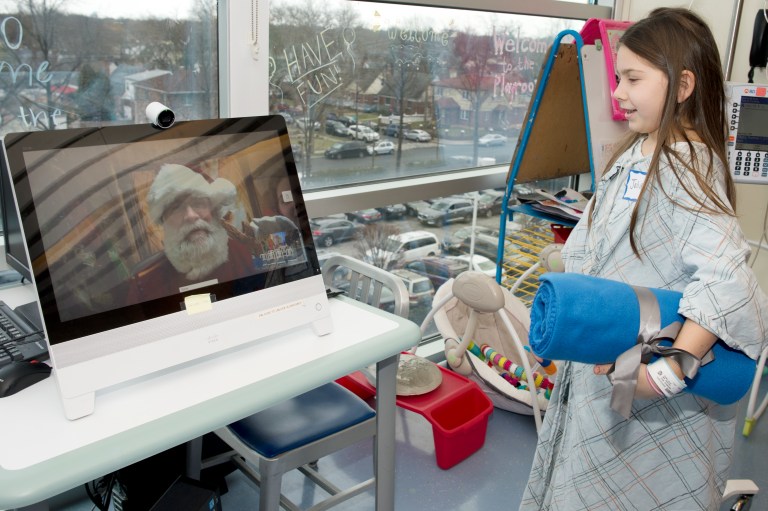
595, 8, 735, 257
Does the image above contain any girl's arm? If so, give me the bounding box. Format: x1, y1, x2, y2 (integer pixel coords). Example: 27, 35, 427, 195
594, 319, 718, 399
666, 319, 719, 370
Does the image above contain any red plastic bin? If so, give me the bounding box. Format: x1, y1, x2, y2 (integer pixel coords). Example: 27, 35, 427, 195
338, 364, 493, 470
551, 224, 573, 244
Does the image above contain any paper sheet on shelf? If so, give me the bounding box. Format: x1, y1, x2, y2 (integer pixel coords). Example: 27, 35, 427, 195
516, 187, 588, 223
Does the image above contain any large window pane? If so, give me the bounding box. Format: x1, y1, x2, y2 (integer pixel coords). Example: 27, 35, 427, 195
268, 0, 582, 190
0, 0, 218, 137
313, 185, 573, 334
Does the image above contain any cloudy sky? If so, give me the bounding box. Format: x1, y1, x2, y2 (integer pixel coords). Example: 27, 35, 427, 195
0, 0, 194, 20
0, 0, 575, 37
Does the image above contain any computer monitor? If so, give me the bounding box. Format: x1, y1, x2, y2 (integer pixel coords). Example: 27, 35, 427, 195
0, 151, 32, 282
1, 115, 333, 419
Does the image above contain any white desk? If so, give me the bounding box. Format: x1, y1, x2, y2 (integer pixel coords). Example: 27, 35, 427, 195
0, 290, 420, 510
0, 281, 36, 310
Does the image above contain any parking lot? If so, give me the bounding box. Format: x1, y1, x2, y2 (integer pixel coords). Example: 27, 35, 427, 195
313, 204, 506, 260
310, 196, 546, 334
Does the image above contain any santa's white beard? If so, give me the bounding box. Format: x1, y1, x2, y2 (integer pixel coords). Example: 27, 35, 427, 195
163, 218, 229, 280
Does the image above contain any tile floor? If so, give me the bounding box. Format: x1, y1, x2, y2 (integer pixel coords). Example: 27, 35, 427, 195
47, 377, 766, 511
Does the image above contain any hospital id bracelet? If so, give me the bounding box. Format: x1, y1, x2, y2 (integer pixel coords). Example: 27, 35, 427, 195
647, 357, 687, 397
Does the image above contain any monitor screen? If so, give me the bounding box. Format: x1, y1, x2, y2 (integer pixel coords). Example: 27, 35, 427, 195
735, 95, 768, 152
1, 116, 332, 419
0, 152, 32, 282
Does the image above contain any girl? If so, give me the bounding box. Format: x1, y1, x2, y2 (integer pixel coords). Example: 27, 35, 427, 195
520, 8, 768, 511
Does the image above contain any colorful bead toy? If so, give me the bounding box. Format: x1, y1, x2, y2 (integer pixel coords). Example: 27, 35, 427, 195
466, 341, 554, 397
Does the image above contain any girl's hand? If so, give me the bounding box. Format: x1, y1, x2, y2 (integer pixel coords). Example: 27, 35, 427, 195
593, 364, 612, 376
593, 363, 660, 400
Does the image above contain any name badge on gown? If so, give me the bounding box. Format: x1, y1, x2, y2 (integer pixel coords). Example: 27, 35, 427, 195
623, 169, 646, 201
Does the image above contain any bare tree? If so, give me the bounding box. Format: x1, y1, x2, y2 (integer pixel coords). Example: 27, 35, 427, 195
1, 0, 76, 130
354, 223, 401, 270
451, 30, 496, 165
381, 45, 422, 172
269, 0, 362, 180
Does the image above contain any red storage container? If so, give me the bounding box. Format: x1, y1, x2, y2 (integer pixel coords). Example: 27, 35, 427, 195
337, 364, 493, 469
551, 224, 573, 243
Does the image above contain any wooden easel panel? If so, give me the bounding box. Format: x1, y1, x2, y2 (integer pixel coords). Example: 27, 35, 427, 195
508, 43, 590, 184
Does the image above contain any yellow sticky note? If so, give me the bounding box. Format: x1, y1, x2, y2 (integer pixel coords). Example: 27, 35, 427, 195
184, 294, 212, 314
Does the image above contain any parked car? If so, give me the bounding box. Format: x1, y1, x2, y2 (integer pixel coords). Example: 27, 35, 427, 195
375, 203, 406, 220
310, 218, 359, 247
448, 254, 498, 278
404, 129, 432, 142
404, 200, 432, 217
295, 118, 320, 131
441, 225, 500, 254
333, 278, 397, 313
461, 233, 516, 261
276, 112, 294, 124
365, 230, 440, 269
317, 250, 350, 285
346, 208, 382, 223
359, 120, 380, 130
399, 256, 470, 290
324, 141, 368, 159
336, 115, 357, 126
476, 190, 508, 215
478, 133, 508, 146
453, 193, 497, 218
348, 125, 380, 142
384, 124, 403, 137
325, 120, 351, 137
368, 140, 395, 155
480, 233, 516, 260
391, 268, 435, 306
417, 197, 474, 226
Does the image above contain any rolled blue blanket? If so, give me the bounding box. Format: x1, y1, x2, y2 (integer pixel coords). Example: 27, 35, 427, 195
529, 272, 755, 405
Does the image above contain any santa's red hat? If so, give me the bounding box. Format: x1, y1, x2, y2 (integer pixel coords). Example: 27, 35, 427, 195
146, 163, 236, 223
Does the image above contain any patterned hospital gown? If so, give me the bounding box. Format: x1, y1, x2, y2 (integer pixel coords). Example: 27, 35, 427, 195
519, 139, 768, 511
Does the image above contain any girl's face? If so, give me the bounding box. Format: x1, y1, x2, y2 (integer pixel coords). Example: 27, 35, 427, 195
613, 46, 668, 144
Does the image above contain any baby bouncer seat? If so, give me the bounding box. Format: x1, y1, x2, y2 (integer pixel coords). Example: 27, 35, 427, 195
422, 269, 556, 433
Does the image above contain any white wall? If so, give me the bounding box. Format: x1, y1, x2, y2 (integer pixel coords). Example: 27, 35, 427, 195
621, 0, 768, 289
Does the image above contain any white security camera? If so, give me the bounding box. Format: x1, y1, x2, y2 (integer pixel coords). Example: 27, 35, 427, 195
145, 102, 176, 129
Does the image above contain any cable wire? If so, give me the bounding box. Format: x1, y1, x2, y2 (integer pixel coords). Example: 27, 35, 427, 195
750, 201, 768, 268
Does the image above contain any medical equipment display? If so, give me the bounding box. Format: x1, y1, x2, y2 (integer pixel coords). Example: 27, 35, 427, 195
726, 82, 768, 185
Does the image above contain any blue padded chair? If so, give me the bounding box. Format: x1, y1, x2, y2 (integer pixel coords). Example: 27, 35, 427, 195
210, 255, 409, 510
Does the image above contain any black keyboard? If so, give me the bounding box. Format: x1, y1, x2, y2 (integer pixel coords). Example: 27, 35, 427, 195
0, 301, 47, 368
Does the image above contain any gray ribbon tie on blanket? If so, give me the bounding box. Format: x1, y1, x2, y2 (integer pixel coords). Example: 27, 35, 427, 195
608, 286, 713, 418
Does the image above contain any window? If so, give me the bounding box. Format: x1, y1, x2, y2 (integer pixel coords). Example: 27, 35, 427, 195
0, 1, 218, 136
267, 0, 600, 191
0, 0, 612, 339
276, 2, 609, 336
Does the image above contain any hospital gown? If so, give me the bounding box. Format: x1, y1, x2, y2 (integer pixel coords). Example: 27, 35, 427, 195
519, 139, 768, 511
